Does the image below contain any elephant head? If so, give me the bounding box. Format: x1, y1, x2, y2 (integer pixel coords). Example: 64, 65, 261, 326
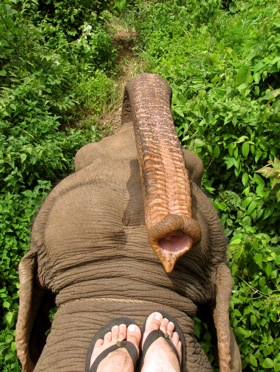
16, 73, 241, 372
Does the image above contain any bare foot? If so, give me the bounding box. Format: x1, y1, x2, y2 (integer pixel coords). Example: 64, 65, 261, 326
141, 312, 182, 372
90, 323, 141, 372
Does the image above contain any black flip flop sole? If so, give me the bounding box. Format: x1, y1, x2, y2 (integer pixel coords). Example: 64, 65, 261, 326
85, 317, 138, 372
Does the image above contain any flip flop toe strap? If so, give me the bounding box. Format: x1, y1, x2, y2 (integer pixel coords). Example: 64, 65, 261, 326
89, 341, 138, 372
141, 329, 181, 366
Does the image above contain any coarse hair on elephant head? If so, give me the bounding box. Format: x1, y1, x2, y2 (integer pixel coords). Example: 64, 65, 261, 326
16, 73, 241, 372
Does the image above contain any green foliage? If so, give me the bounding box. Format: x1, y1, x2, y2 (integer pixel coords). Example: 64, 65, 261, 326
15, 0, 112, 40
229, 232, 280, 370
129, 0, 280, 369
257, 158, 280, 201
215, 190, 280, 369
0, 182, 51, 371
0, 0, 117, 370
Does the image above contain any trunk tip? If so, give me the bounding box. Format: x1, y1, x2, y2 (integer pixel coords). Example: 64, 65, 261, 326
148, 215, 201, 273
157, 233, 193, 273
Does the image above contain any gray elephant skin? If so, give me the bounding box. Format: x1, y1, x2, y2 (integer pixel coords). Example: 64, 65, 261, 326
16, 73, 241, 371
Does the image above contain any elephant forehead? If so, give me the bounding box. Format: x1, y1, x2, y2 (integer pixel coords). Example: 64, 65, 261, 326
43, 176, 145, 270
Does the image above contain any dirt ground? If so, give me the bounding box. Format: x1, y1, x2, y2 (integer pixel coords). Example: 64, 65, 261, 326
97, 21, 145, 133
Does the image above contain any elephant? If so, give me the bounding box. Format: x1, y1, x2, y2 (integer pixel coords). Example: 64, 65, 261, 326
16, 73, 241, 371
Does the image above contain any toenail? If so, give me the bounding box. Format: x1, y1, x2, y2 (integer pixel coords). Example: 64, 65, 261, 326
128, 324, 137, 332
155, 312, 163, 320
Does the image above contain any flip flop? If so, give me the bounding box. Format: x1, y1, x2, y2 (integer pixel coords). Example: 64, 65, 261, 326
139, 311, 186, 372
85, 317, 139, 372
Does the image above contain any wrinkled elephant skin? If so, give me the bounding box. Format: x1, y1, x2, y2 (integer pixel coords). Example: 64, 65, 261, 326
16, 74, 241, 372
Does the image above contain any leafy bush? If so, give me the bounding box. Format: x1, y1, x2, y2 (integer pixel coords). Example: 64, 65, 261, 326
0, 0, 117, 369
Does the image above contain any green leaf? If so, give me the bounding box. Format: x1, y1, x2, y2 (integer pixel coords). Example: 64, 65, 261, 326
242, 172, 249, 186
224, 157, 238, 170
235, 65, 250, 87
241, 142, 250, 158
262, 89, 280, 101
264, 264, 272, 277
20, 154, 27, 163
4, 312, 13, 325
207, 145, 213, 154
230, 235, 242, 245
5, 334, 13, 343
247, 200, 258, 215
250, 314, 257, 326
3, 301, 10, 309
254, 253, 263, 268
213, 145, 220, 158
273, 21, 280, 29
262, 358, 274, 368
237, 326, 251, 338
249, 354, 258, 367
242, 196, 252, 208
236, 135, 249, 143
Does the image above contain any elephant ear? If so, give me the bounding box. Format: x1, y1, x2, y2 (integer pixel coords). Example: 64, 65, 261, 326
182, 149, 204, 187
16, 249, 55, 372
213, 264, 242, 372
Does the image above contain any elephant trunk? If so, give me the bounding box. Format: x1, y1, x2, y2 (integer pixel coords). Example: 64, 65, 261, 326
122, 74, 201, 273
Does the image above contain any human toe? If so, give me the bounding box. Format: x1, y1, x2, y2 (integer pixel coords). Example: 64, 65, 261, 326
103, 331, 112, 343
111, 323, 127, 342
159, 317, 175, 338
127, 324, 141, 350
143, 312, 163, 336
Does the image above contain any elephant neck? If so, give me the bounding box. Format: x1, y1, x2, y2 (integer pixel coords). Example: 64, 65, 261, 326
55, 276, 198, 318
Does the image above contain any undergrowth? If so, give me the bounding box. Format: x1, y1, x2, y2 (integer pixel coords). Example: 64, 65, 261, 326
0, 0, 116, 369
